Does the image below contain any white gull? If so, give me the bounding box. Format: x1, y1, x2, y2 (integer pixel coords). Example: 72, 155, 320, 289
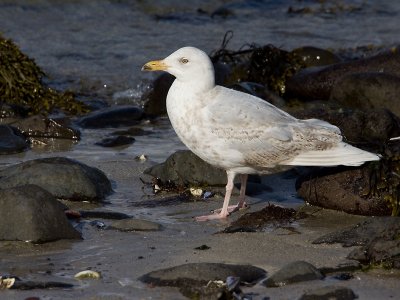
142, 46, 380, 221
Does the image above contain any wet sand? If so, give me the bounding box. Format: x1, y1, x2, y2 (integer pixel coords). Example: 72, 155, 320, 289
1, 155, 400, 299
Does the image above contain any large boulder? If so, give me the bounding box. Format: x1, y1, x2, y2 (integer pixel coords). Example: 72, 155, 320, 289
0, 157, 112, 201
144, 150, 227, 187
0, 185, 81, 243
286, 47, 400, 100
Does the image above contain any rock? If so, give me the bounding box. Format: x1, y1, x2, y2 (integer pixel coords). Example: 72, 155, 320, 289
296, 165, 391, 216
348, 237, 400, 268
289, 106, 400, 146
222, 204, 298, 233
312, 217, 400, 247
0, 185, 81, 243
110, 218, 162, 232
144, 150, 227, 187
111, 127, 149, 136
95, 135, 135, 147
143, 73, 174, 116
299, 286, 357, 300
79, 210, 131, 220
10, 115, 80, 140
314, 217, 400, 268
264, 261, 324, 287
139, 262, 266, 287
286, 47, 400, 100
0, 125, 29, 154
291, 46, 341, 67
76, 105, 143, 128
318, 261, 361, 275
11, 279, 74, 290
0, 157, 112, 202
330, 72, 400, 117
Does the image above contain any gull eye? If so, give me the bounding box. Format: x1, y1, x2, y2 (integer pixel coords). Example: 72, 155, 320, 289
180, 57, 189, 64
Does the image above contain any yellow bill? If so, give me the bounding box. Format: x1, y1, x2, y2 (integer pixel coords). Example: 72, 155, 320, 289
141, 60, 168, 71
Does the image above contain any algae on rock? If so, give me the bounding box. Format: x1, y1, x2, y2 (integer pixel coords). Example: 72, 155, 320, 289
0, 34, 88, 115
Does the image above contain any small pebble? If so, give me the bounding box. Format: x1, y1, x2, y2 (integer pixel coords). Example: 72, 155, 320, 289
74, 270, 101, 280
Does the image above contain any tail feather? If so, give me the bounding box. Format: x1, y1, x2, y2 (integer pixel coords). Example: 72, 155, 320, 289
283, 142, 380, 167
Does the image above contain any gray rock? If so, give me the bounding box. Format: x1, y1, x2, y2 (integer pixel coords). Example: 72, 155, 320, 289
144, 150, 227, 187
77, 105, 143, 128
0, 185, 81, 242
291, 46, 341, 67
10, 115, 80, 140
139, 263, 266, 287
299, 286, 357, 300
330, 72, 400, 118
313, 217, 400, 247
0, 157, 112, 202
286, 48, 400, 100
264, 261, 324, 287
95, 135, 135, 147
348, 237, 400, 268
289, 106, 400, 146
142, 73, 174, 116
110, 218, 162, 232
296, 166, 390, 216
0, 125, 28, 154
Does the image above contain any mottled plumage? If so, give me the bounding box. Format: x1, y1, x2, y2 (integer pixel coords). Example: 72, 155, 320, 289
142, 47, 380, 221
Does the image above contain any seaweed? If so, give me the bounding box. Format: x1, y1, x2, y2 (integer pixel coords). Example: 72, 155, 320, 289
0, 34, 88, 115
210, 31, 305, 95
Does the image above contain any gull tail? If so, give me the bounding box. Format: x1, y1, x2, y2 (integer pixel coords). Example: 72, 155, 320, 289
284, 142, 380, 167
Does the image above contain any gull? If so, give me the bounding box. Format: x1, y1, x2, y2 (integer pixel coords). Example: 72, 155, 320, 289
142, 46, 380, 221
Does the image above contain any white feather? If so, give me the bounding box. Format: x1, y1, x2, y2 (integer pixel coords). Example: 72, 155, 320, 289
283, 142, 380, 167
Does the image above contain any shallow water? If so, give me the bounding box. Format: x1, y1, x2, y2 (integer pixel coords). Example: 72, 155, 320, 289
1, 1, 400, 299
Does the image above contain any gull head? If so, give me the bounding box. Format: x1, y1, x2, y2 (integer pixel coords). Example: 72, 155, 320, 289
142, 47, 215, 87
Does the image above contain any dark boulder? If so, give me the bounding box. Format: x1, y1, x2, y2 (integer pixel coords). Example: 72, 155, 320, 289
0, 157, 112, 202
76, 105, 143, 128
286, 47, 400, 100
296, 165, 391, 216
0, 185, 81, 243
0, 124, 29, 154
139, 262, 266, 287
330, 72, 400, 118
144, 150, 227, 187
264, 261, 324, 287
299, 286, 357, 300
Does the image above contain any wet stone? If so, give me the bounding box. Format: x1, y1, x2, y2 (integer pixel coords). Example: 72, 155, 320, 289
289, 106, 400, 146
0, 124, 29, 154
348, 237, 400, 268
79, 210, 131, 220
0, 157, 112, 202
110, 218, 162, 232
291, 46, 341, 67
313, 217, 400, 247
299, 286, 357, 300
144, 150, 227, 187
142, 72, 174, 116
95, 135, 135, 147
139, 262, 266, 287
330, 72, 400, 118
296, 164, 391, 216
286, 47, 400, 100
0, 185, 81, 243
264, 261, 324, 287
10, 115, 80, 140
222, 204, 298, 233
76, 105, 143, 128
11, 279, 74, 290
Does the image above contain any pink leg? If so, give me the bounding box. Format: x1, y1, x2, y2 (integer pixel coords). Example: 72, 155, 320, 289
237, 174, 248, 209
195, 171, 236, 221
212, 174, 249, 214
